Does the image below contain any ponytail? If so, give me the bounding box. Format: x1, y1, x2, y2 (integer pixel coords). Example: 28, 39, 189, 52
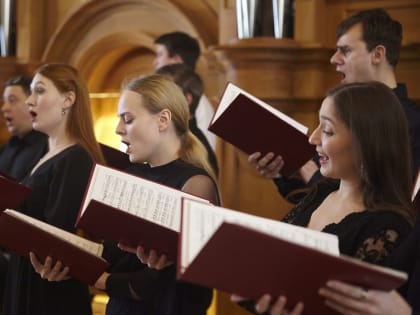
180, 131, 217, 183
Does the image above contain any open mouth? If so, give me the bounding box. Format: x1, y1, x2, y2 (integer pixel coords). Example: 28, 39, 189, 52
337, 70, 346, 82
121, 141, 130, 153
29, 110, 37, 119
318, 153, 329, 164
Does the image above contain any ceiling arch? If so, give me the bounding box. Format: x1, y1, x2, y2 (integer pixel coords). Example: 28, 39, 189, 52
42, 0, 219, 90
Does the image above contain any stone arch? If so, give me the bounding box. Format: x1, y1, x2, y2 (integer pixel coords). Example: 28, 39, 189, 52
42, 0, 218, 86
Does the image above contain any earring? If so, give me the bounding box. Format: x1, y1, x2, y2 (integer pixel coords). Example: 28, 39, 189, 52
61, 108, 67, 116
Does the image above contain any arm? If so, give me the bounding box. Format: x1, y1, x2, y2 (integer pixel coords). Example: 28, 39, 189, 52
231, 294, 304, 315
319, 280, 412, 315
249, 152, 322, 202
29, 252, 70, 282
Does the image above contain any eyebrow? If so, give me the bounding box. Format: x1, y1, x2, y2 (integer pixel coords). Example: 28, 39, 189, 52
30, 81, 45, 89
336, 45, 350, 50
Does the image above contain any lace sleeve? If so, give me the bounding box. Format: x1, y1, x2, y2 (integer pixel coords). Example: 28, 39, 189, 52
354, 229, 401, 265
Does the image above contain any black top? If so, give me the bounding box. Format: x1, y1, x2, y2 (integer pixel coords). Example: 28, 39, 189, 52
386, 218, 420, 315
238, 180, 413, 315
103, 159, 217, 315
189, 117, 219, 177
3, 145, 94, 315
0, 130, 47, 181
283, 180, 412, 265
274, 83, 420, 203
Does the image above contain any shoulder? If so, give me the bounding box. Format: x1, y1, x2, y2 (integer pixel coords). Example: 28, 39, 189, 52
395, 84, 420, 122
172, 159, 210, 177
351, 210, 412, 240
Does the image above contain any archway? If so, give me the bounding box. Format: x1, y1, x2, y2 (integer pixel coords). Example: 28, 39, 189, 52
41, 0, 220, 148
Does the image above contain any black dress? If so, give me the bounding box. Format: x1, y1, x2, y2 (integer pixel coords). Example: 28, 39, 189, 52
386, 218, 420, 315
239, 180, 413, 315
283, 180, 412, 265
3, 145, 94, 315
103, 159, 218, 315
0, 130, 47, 310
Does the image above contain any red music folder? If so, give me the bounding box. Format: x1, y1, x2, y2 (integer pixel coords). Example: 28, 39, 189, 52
0, 209, 108, 285
0, 173, 31, 211
76, 164, 209, 261
99, 143, 131, 170
209, 82, 316, 176
177, 199, 407, 315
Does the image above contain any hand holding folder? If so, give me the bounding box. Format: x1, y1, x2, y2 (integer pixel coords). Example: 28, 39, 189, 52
177, 199, 407, 315
0, 209, 108, 285
209, 82, 316, 176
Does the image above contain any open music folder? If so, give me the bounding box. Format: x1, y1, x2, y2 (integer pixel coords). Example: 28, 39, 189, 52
76, 163, 209, 260
177, 199, 407, 315
0, 172, 31, 211
209, 82, 316, 176
0, 209, 108, 285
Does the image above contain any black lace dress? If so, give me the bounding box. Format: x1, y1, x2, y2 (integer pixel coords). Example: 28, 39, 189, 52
239, 179, 413, 314
283, 180, 412, 264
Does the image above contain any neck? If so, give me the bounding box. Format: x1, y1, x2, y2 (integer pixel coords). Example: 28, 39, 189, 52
148, 134, 182, 167
336, 178, 364, 210
48, 134, 75, 153
374, 67, 397, 89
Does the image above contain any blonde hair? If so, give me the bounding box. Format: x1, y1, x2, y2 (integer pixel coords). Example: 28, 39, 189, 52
123, 74, 216, 181
36, 63, 104, 163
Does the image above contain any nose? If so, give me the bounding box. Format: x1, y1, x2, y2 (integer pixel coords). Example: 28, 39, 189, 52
330, 50, 340, 65
309, 124, 321, 145
152, 57, 159, 69
1, 101, 9, 113
115, 119, 125, 136
25, 94, 34, 107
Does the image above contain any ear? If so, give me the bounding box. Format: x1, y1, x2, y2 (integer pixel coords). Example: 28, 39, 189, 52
157, 109, 172, 132
371, 45, 386, 65
172, 54, 184, 64
184, 92, 193, 107
63, 91, 76, 109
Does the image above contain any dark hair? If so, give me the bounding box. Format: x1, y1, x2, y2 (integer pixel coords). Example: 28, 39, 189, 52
327, 81, 414, 223
35, 63, 104, 163
154, 32, 200, 69
336, 8, 402, 67
155, 63, 203, 116
4, 75, 32, 95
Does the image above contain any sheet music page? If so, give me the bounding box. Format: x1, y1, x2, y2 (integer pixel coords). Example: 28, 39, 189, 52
5, 209, 103, 256
82, 164, 206, 231
181, 199, 339, 268
213, 82, 308, 134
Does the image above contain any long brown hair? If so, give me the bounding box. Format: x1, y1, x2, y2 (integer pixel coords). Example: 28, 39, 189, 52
328, 81, 415, 224
35, 63, 104, 163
